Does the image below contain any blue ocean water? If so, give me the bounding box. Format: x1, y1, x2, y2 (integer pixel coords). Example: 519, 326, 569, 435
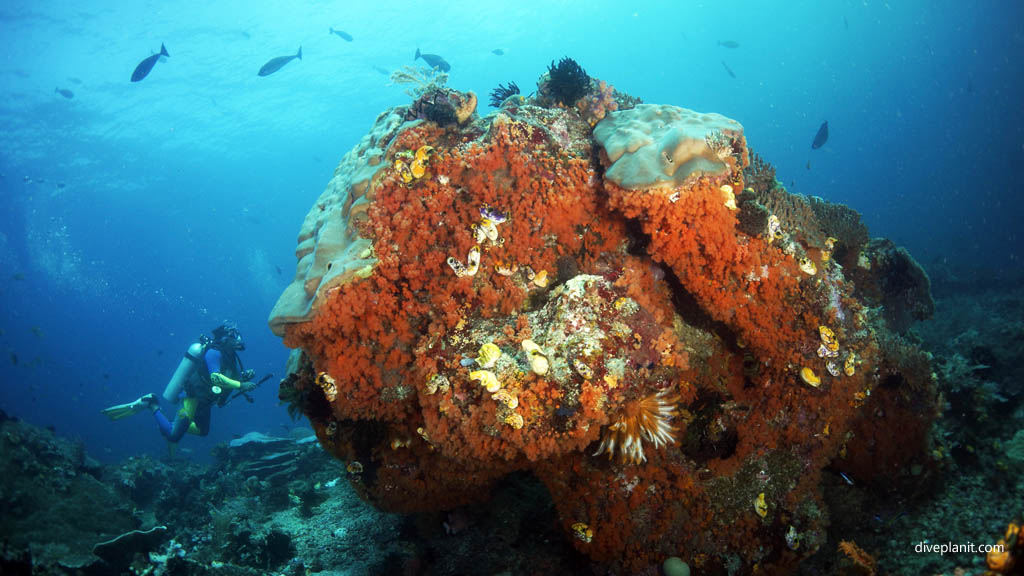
0, 0, 1021, 463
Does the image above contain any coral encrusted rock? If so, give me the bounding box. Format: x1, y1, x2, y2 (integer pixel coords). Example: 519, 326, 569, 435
268, 109, 407, 336
271, 76, 939, 575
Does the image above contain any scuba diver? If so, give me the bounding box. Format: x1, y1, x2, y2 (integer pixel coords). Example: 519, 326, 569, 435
102, 322, 262, 443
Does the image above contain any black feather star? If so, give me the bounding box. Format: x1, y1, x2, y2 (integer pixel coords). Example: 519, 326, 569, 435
546, 57, 589, 105
489, 81, 520, 107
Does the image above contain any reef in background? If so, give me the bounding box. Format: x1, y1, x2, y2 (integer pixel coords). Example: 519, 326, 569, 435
3, 416, 578, 576
267, 60, 949, 574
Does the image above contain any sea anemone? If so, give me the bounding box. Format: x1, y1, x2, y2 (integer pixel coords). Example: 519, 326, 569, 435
488, 81, 520, 107
544, 57, 590, 106
593, 389, 679, 464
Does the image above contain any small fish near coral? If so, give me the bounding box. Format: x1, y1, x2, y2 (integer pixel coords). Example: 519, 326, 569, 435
721, 60, 736, 79
414, 48, 450, 72
130, 43, 169, 82
258, 47, 302, 77
811, 121, 829, 149
491, 48, 504, 56
54, 87, 74, 99
328, 27, 353, 41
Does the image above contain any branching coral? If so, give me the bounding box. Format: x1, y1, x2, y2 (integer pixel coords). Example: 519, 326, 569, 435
743, 147, 777, 194
807, 196, 869, 270
849, 239, 935, 333
389, 65, 448, 98
753, 186, 827, 249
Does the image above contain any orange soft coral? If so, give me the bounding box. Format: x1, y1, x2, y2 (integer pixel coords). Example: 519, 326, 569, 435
575, 79, 618, 126
838, 540, 877, 575
275, 88, 938, 575
986, 522, 1021, 574
605, 178, 805, 371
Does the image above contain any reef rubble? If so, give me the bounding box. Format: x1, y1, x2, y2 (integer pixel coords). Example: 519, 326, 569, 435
0, 411, 591, 575
269, 63, 945, 573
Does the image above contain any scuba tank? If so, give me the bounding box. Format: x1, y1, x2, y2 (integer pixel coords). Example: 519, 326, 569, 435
162, 341, 205, 403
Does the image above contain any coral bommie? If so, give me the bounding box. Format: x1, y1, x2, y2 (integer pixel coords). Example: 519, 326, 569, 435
593, 389, 680, 464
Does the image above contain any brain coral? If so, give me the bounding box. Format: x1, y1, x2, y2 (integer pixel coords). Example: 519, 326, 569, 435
271, 75, 938, 574
593, 103, 744, 190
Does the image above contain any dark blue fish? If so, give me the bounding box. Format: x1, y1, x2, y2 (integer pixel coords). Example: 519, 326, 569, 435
329, 27, 353, 41
491, 48, 504, 56
415, 48, 450, 72
131, 43, 169, 82
811, 121, 829, 149
55, 87, 73, 99
258, 46, 302, 77
372, 65, 390, 76
721, 60, 736, 79
718, 40, 739, 48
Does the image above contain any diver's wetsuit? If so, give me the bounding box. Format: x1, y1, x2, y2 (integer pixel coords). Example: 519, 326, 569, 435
153, 347, 242, 443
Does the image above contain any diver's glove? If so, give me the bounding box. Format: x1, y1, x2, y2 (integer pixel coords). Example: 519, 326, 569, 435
210, 372, 243, 391
240, 380, 258, 393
